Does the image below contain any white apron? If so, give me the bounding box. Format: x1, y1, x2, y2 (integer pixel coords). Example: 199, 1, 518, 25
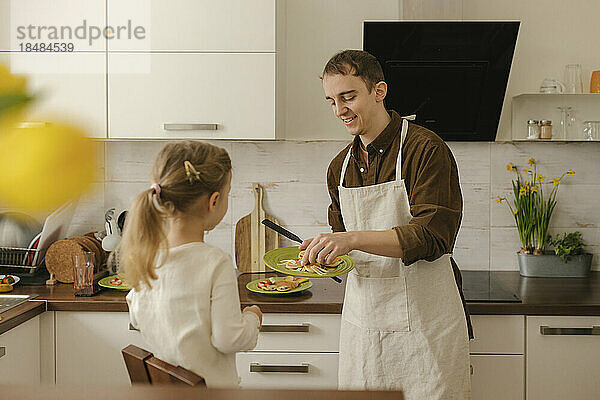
338, 118, 471, 399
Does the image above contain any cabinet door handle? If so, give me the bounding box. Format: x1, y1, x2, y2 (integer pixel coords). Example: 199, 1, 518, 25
129, 323, 139, 332
540, 325, 600, 335
250, 363, 309, 373
470, 364, 473, 375
0, 346, 5, 359
260, 323, 310, 333
163, 123, 219, 131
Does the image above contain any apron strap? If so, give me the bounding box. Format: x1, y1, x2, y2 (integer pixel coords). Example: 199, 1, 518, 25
395, 118, 410, 182
339, 146, 353, 188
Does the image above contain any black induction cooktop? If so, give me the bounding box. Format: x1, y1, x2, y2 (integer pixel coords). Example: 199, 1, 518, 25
461, 271, 521, 303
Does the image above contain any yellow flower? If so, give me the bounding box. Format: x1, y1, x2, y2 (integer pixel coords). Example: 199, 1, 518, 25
496, 196, 503, 203
524, 181, 530, 187
519, 187, 528, 196
567, 168, 575, 176
0, 64, 27, 93
528, 158, 536, 165
523, 168, 531, 174
552, 178, 561, 185
513, 209, 518, 215
531, 186, 538, 193
506, 162, 514, 171
0, 63, 31, 130
537, 174, 545, 182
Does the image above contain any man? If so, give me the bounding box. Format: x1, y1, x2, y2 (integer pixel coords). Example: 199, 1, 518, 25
299, 50, 472, 399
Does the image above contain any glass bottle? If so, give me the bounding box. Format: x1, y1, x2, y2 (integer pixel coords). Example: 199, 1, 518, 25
527, 120, 540, 140
540, 120, 552, 140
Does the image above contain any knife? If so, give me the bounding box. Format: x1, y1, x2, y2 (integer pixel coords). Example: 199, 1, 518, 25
262, 219, 342, 283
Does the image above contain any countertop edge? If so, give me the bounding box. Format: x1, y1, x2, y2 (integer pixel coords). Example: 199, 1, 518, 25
0, 300, 46, 335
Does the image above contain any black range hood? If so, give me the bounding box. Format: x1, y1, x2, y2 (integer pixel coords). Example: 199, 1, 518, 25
364, 21, 520, 141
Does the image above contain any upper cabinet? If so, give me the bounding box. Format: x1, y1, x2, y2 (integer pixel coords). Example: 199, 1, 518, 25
0, 0, 106, 51
109, 53, 275, 139
107, 0, 275, 52
0, 52, 107, 138
2, 0, 402, 141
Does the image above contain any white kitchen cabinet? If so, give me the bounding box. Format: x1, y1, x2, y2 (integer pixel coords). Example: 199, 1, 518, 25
238, 313, 340, 389
469, 316, 525, 400
470, 355, 524, 400
107, 0, 275, 52
237, 352, 338, 389
0, 0, 105, 52
0, 316, 40, 384
108, 53, 275, 139
527, 316, 600, 400
469, 315, 524, 354
255, 313, 340, 352
0, 52, 107, 138
55, 311, 147, 385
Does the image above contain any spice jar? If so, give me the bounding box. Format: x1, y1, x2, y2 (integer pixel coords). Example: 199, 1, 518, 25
540, 120, 552, 140
527, 120, 540, 140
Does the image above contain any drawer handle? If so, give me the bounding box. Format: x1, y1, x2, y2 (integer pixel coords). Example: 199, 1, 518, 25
163, 123, 219, 131
250, 363, 309, 373
540, 325, 600, 335
0, 346, 5, 359
470, 364, 473, 375
129, 323, 139, 332
260, 323, 310, 333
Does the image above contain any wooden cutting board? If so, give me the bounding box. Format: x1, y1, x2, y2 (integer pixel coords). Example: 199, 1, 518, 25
235, 183, 279, 273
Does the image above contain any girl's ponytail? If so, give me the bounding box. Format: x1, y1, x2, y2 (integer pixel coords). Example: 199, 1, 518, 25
120, 188, 167, 290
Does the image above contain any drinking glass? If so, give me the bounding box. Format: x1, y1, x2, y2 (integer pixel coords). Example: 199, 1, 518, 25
582, 121, 600, 141
564, 64, 583, 94
557, 106, 575, 139
73, 251, 94, 290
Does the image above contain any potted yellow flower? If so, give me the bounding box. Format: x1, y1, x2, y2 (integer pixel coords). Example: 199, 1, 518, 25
496, 158, 592, 277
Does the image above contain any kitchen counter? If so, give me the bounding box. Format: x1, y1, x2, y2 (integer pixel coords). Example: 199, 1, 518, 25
3, 271, 600, 335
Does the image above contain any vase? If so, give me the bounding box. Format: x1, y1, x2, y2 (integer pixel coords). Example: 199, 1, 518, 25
517, 252, 593, 277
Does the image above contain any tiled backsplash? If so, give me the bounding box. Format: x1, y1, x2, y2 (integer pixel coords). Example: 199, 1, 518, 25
67, 140, 600, 272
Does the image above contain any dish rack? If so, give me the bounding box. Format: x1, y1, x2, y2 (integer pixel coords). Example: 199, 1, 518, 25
0, 246, 42, 273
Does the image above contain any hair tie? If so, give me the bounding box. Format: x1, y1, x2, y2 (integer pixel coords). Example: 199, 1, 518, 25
150, 183, 161, 195
183, 160, 200, 184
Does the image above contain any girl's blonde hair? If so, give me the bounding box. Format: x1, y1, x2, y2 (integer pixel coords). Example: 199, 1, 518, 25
120, 140, 231, 290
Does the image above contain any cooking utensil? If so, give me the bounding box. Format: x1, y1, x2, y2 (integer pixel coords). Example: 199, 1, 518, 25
235, 184, 280, 273
261, 219, 343, 283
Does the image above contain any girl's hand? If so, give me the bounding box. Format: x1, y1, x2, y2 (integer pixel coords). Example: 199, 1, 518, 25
298, 232, 356, 266
243, 305, 263, 325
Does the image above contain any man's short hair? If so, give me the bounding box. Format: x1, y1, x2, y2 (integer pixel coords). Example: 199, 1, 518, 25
321, 49, 385, 92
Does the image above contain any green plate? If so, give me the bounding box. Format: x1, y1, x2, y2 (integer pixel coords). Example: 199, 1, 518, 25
246, 277, 313, 294
98, 275, 132, 291
263, 246, 354, 278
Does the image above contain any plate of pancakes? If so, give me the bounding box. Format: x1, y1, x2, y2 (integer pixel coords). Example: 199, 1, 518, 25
246, 276, 312, 294
263, 246, 354, 278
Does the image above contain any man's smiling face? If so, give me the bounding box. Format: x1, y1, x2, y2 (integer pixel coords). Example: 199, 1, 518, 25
323, 72, 381, 137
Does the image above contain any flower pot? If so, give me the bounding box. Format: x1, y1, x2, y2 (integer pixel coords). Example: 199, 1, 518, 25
517, 252, 593, 277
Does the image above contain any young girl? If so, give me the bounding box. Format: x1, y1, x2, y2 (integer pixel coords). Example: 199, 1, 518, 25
121, 140, 262, 388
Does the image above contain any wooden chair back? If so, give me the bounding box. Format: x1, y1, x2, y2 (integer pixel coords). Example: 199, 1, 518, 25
122, 344, 205, 386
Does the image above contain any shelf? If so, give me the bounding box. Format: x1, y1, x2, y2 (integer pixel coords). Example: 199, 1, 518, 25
511, 93, 600, 141
514, 93, 600, 98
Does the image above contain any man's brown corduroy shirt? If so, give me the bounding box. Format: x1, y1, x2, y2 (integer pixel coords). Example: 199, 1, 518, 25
327, 110, 473, 339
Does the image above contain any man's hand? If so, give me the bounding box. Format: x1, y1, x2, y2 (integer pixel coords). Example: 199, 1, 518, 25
298, 232, 356, 266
